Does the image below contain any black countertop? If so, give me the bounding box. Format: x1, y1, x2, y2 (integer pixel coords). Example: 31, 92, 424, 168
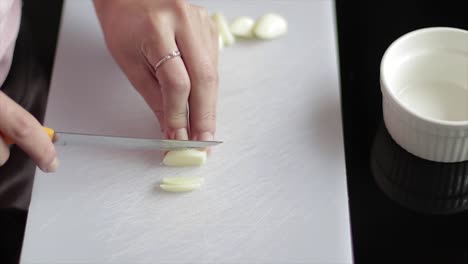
1, 0, 468, 263
336, 0, 468, 263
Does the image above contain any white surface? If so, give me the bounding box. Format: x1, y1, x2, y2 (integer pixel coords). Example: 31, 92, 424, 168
21, 0, 352, 263
381, 27, 468, 162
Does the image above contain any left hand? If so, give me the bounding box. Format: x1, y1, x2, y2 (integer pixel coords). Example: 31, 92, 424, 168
93, 0, 219, 142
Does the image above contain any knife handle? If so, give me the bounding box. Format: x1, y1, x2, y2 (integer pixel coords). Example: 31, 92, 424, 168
1, 127, 55, 145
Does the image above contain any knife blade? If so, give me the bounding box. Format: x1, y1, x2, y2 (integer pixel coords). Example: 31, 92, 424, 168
54, 131, 222, 150
1, 127, 222, 150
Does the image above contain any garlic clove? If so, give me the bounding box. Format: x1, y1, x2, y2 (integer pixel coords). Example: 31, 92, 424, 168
253, 13, 288, 40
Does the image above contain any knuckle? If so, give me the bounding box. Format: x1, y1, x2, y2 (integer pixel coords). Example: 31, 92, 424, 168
200, 111, 217, 121
173, 0, 190, 17
165, 111, 188, 126
192, 111, 217, 132
196, 66, 218, 87
165, 75, 191, 94
11, 114, 35, 141
140, 12, 162, 33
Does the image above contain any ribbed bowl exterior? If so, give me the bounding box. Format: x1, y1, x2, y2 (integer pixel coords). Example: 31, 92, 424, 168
382, 93, 468, 163
371, 124, 468, 214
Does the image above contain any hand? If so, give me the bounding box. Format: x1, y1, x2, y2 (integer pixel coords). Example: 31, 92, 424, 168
94, 0, 219, 141
0, 91, 58, 172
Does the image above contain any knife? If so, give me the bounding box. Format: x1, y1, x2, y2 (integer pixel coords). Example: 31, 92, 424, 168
2, 127, 222, 150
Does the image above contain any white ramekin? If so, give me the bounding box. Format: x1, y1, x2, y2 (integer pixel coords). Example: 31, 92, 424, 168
381, 27, 468, 162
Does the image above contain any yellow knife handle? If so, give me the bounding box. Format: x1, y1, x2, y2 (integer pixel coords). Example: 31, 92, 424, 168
1, 127, 55, 145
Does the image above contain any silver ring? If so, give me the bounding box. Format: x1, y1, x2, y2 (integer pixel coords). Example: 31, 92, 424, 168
153, 50, 181, 73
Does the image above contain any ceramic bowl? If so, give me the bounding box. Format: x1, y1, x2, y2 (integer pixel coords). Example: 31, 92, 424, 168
381, 27, 468, 162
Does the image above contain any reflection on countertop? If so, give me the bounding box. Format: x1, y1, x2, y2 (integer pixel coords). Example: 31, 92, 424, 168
371, 123, 468, 214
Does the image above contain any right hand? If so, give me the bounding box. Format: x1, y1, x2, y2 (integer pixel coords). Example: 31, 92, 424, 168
0, 91, 58, 172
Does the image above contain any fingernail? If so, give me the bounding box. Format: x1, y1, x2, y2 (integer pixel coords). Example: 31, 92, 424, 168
175, 128, 189, 140
196, 132, 214, 155
198, 132, 214, 141
44, 157, 59, 173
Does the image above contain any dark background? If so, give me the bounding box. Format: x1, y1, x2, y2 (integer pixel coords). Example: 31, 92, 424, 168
0, 0, 63, 263
336, 0, 468, 263
1, 0, 468, 263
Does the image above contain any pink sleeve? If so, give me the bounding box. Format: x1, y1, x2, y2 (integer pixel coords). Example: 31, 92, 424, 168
0, 0, 21, 87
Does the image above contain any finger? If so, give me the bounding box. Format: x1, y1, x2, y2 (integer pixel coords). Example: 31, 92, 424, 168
207, 12, 220, 66
190, 5, 220, 65
122, 59, 165, 133
0, 138, 10, 166
176, 7, 219, 141
0, 92, 58, 172
141, 33, 191, 140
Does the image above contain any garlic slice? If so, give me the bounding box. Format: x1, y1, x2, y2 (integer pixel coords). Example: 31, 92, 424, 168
253, 13, 288, 40
160, 183, 201, 193
230, 16, 255, 38
212, 13, 236, 46
162, 176, 204, 185
162, 149, 207, 167
218, 34, 224, 50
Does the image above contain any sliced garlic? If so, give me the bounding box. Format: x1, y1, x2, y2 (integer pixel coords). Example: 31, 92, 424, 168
212, 13, 235, 46
162, 176, 204, 185
230, 16, 255, 38
162, 149, 207, 167
253, 13, 288, 40
160, 183, 201, 193
218, 34, 224, 50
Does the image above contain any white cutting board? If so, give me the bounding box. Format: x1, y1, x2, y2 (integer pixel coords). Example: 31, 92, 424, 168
21, 0, 352, 263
